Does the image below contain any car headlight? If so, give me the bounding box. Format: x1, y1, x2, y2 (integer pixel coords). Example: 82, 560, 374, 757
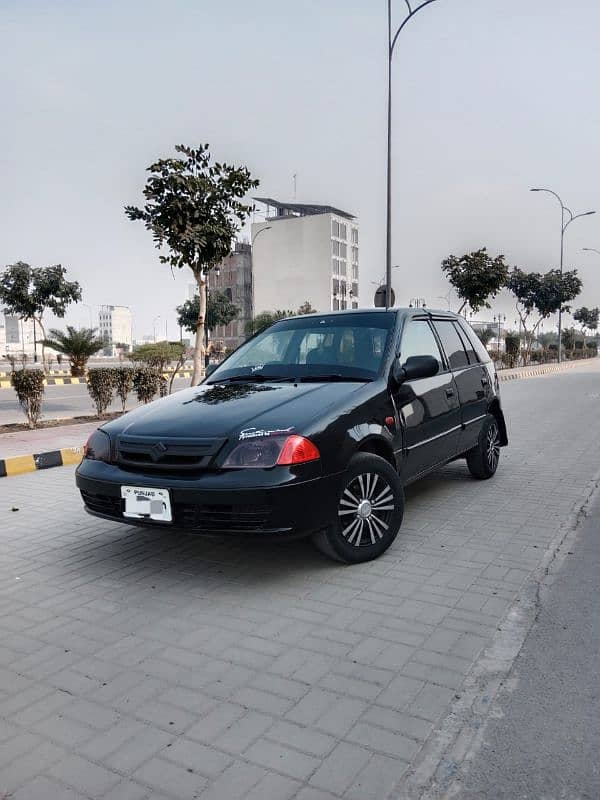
83, 429, 112, 463
223, 435, 320, 468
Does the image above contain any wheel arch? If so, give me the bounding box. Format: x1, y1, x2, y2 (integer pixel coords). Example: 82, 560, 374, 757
488, 399, 508, 446
355, 435, 397, 469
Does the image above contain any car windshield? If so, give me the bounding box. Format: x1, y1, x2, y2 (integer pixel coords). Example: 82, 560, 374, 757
207, 312, 396, 384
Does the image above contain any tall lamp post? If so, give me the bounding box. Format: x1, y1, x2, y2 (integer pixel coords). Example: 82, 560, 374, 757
493, 314, 506, 355
385, 0, 441, 310
530, 188, 595, 362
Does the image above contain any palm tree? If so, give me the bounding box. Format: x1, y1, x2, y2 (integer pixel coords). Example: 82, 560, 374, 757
42, 326, 104, 376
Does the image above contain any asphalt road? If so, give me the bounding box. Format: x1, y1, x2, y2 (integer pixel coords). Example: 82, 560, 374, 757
0, 377, 193, 425
448, 490, 600, 800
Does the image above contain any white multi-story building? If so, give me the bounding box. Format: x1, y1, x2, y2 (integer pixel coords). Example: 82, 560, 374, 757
1, 314, 38, 356
251, 198, 359, 315
98, 305, 133, 355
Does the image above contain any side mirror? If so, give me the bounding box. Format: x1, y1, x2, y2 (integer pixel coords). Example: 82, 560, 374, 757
393, 354, 439, 384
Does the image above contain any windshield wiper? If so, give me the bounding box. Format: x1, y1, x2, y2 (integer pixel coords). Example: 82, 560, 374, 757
209, 374, 296, 384
299, 374, 373, 383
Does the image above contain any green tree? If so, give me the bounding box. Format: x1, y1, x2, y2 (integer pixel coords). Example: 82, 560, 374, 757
297, 300, 316, 315
474, 327, 495, 347
573, 306, 599, 356
42, 326, 104, 377
125, 144, 258, 384
245, 309, 294, 337
441, 248, 509, 314
0, 262, 81, 369
129, 341, 187, 394
504, 331, 520, 367
176, 291, 239, 336
506, 268, 582, 364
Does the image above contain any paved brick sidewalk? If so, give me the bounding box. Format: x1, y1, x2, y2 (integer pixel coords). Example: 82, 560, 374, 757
0, 362, 599, 800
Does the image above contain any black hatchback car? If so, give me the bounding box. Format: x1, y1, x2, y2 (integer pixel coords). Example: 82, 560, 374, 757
76, 309, 507, 563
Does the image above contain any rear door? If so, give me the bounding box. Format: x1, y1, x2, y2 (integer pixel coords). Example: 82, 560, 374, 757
432, 318, 490, 453
394, 318, 461, 481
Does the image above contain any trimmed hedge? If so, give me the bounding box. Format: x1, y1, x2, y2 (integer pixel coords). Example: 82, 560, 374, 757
10, 369, 45, 429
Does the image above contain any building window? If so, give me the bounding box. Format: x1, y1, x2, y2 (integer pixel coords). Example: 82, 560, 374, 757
351, 246, 358, 264
339, 260, 347, 277
352, 281, 359, 298
340, 243, 347, 259
352, 301, 359, 309
351, 228, 359, 244
332, 220, 340, 238
332, 240, 340, 257
352, 263, 359, 280
339, 223, 347, 240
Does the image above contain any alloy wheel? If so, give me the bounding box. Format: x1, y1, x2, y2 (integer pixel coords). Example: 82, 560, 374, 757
338, 472, 396, 547
486, 421, 500, 471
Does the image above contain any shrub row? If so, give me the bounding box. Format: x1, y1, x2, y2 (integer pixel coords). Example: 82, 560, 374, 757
87, 366, 165, 417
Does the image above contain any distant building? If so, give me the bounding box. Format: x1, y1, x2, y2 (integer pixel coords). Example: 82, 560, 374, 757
1, 314, 38, 357
98, 305, 133, 356
251, 198, 359, 315
208, 242, 253, 352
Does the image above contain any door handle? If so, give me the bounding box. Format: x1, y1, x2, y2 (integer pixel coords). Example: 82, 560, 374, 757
445, 388, 454, 398
481, 377, 489, 386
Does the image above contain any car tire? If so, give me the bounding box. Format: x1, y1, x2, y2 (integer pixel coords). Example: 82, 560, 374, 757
312, 452, 404, 564
466, 413, 501, 480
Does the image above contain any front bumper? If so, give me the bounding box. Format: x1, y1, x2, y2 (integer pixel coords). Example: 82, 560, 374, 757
75, 460, 342, 538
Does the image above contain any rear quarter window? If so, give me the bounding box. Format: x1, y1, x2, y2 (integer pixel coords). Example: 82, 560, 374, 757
456, 318, 491, 364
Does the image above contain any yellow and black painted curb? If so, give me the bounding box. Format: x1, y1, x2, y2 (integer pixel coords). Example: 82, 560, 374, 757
0, 446, 83, 478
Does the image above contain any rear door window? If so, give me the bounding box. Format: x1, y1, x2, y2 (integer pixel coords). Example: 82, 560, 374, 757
456, 318, 492, 364
432, 320, 469, 370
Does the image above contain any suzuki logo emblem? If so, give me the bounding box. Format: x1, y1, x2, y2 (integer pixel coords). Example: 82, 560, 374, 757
150, 441, 168, 462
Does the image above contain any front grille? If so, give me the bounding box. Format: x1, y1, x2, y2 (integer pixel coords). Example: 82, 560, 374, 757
116, 436, 227, 472
80, 490, 122, 517
81, 490, 272, 533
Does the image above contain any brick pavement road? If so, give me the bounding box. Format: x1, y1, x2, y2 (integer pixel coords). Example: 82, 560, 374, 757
1, 361, 599, 800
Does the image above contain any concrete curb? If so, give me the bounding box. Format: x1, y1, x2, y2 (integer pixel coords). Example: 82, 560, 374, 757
497, 361, 589, 382
0, 446, 83, 478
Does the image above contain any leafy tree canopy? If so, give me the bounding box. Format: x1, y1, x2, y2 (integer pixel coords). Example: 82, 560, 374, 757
125, 144, 258, 275
245, 309, 294, 337
573, 306, 599, 333
0, 262, 81, 323
125, 143, 258, 384
176, 291, 239, 335
506, 268, 582, 320
474, 327, 495, 347
129, 341, 186, 372
441, 248, 509, 314
297, 300, 317, 315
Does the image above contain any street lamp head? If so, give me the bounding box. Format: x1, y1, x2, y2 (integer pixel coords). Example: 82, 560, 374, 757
581, 211, 596, 218
530, 188, 542, 192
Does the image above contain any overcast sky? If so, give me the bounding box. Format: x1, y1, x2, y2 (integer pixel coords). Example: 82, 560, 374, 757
2, 0, 600, 339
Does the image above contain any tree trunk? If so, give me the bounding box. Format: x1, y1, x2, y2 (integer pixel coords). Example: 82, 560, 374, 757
191, 272, 206, 385
35, 317, 48, 373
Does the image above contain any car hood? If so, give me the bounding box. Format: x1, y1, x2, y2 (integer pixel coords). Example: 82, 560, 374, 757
102, 380, 366, 440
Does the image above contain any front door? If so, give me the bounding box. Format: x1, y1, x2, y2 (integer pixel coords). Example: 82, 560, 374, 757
394, 318, 461, 481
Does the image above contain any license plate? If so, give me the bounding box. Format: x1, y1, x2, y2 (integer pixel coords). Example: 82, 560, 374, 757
121, 486, 172, 523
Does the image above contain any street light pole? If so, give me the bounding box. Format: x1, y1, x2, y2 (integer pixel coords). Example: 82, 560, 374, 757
530, 188, 595, 363
386, 0, 441, 310
153, 316, 161, 343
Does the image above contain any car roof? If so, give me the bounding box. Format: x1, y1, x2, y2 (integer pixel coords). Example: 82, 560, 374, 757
283, 308, 463, 321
